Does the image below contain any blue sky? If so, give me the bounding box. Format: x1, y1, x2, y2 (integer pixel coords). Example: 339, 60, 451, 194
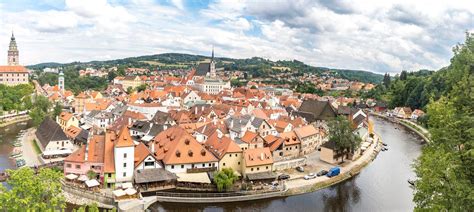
1, 0, 474, 74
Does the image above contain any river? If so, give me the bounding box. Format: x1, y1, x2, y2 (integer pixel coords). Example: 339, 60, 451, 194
150, 117, 424, 211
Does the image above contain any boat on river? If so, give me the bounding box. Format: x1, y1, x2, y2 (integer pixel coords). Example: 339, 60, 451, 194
10, 148, 23, 158
15, 159, 26, 167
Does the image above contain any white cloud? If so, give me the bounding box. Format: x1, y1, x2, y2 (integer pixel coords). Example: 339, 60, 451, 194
1, 0, 474, 74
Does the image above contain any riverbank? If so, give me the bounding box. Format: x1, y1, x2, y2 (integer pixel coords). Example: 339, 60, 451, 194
19, 128, 41, 167
0, 115, 30, 128
284, 133, 382, 196
370, 112, 431, 143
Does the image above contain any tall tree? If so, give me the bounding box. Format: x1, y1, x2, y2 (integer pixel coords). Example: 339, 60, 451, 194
328, 116, 362, 162
53, 102, 62, 119
400, 70, 408, 80
382, 73, 391, 88
413, 32, 474, 211
0, 168, 65, 211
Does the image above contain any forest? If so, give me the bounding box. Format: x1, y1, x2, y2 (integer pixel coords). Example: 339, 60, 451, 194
36, 68, 109, 94
411, 33, 473, 210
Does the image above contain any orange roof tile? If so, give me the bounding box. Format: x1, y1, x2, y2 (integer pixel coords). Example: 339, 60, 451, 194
241, 131, 258, 144
104, 130, 116, 173
152, 126, 218, 165
294, 125, 318, 139
243, 147, 273, 167
115, 126, 134, 147
0, 65, 28, 73
134, 142, 156, 168
59, 112, 74, 122
204, 132, 242, 159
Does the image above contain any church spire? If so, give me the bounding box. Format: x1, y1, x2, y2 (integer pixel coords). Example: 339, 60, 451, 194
7, 31, 19, 66
211, 46, 214, 61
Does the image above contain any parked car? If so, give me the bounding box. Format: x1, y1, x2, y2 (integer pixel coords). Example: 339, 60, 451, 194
296, 166, 305, 172
326, 167, 341, 178
316, 169, 328, 177
278, 174, 290, 180
304, 173, 316, 180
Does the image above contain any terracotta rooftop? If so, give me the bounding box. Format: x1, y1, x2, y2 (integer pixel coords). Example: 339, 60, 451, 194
243, 147, 273, 167
0, 65, 28, 73
152, 126, 218, 165
115, 126, 134, 147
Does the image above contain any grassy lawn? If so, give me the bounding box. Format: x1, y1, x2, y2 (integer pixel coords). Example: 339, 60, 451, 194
32, 139, 41, 155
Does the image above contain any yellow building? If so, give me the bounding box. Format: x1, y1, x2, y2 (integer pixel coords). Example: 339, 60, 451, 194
204, 133, 243, 175
56, 111, 79, 130
114, 76, 142, 90
242, 147, 273, 178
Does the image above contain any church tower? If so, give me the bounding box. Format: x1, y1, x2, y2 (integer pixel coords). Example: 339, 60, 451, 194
7, 32, 19, 66
209, 47, 216, 78
58, 70, 65, 92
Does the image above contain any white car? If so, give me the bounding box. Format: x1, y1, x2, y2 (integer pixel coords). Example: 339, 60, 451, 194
304, 173, 316, 180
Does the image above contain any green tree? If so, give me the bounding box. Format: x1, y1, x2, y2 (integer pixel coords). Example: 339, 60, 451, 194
413, 32, 474, 211
213, 168, 238, 192
327, 116, 362, 162
107, 71, 117, 82
400, 70, 408, 80
136, 84, 147, 92
53, 102, 63, 119
126, 86, 134, 94
0, 167, 65, 211
87, 169, 97, 180
117, 66, 126, 76
382, 73, 391, 88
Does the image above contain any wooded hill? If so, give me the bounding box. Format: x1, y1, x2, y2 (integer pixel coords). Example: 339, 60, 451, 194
28, 53, 383, 84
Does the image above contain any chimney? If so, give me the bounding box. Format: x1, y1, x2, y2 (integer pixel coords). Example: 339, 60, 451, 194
260, 153, 264, 160
151, 142, 155, 152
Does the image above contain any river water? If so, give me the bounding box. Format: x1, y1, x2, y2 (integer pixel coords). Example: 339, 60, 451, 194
0, 121, 32, 187
0, 118, 423, 211
150, 117, 424, 211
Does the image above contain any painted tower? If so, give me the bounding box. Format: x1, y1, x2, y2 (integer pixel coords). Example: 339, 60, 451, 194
209, 47, 216, 78
114, 126, 135, 183
7, 32, 19, 66
58, 70, 65, 92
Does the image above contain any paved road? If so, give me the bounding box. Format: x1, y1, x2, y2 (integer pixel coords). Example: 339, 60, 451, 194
20, 128, 41, 166
285, 134, 380, 190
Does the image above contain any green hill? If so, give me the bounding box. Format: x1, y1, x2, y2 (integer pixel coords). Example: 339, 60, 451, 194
27, 53, 383, 84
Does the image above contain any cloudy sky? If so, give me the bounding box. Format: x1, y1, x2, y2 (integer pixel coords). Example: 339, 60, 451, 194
1, 0, 474, 74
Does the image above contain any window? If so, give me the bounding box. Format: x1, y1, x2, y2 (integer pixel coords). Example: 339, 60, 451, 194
235, 154, 238, 157
145, 161, 154, 167
108, 173, 112, 178
209, 163, 211, 167
266, 166, 269, 170
238, 162, 240, 165
257, 167, 260, 171
171, 165, 174, 169
66, 163, 71, 168
123, 163, 127, 168
229, 154, 232, 157
251, 168, 254, 171
75, 165, 81, 169
223, 163, 226, 166
123, 172, 126, 177
124, 153, 127, 158
181, 165, 184, 168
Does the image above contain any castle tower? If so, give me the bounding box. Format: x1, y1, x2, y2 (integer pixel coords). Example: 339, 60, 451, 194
209, 47, 216, 78
58, 70, 65, 92
7, 32, 19, 66
114, 126, 135, 183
